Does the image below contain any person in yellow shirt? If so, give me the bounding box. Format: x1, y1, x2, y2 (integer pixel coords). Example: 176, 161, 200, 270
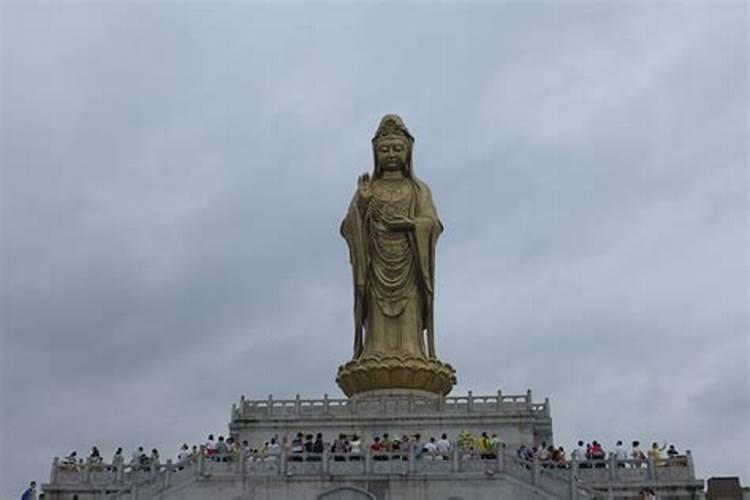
478, 432, 492, 459
648, 442, 667, 466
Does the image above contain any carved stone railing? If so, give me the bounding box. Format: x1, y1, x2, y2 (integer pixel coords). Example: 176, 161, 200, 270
570, 453, 696, 484
47, 446, 698, 500
49, 457, 195, 489
231, 390, 552, 420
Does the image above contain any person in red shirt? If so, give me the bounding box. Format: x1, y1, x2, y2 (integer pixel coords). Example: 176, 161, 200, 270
590, 441, 606, 468
371, 436, 386, 461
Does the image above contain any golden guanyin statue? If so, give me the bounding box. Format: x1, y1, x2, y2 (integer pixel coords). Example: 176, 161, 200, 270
336, 115, 456, 397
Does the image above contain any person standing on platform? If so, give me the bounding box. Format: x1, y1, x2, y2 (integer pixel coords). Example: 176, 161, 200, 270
437, 433, 451, 459
21, 481, 37, 500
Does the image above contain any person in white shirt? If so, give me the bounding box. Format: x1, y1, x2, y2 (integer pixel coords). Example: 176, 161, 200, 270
131, 447, 145, 470
614, 440, 628, 465
63, 451, 78, 466
111, 448, 124, 470
537, 443, 549, 462
268, 437, 281, 461
205, 434, 216, 458
241, 440, 252, 460
572, 441, 587, 463
349, 435, 362, 460
424, 437, 439, 460
178, 444, 192, 466
631, 440, 646, 468
436, 433, 451, 458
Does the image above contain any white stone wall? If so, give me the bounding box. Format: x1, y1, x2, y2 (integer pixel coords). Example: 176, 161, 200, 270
229, 392, 553, 451
145, 474, 558, 500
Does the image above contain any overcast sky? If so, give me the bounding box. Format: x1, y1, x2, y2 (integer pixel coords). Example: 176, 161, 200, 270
1, 1, 747, 497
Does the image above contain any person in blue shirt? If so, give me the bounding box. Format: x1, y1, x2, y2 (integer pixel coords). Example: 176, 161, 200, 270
21, 481, 36, 500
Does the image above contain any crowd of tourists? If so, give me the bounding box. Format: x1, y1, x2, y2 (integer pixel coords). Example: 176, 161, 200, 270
515, 440, 685, 468
57, 433, 686, 473
56, 430, 498, 472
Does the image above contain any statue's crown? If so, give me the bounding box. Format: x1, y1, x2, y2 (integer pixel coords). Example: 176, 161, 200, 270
372, 114, 414, 144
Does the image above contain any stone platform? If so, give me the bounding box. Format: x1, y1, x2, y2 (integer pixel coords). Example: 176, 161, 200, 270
43, 445, 702, 500
229, 390, 553, 450
41, 391, 705, 500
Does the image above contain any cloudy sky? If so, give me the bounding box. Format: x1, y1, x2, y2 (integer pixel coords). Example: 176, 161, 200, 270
1, 1, 747, 496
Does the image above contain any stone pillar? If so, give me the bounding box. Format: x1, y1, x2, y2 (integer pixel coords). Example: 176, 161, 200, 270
467, 390, 474, 413
196, 445, 206, 477
116, 460, 124, 483
526, 389, 533, 413
240, 395, 246, 418
496, 390, 503, 411
608, 453, 617, 481
647, 457, 656, 480
531, 456, 539, 486
365, 445, 373, 474
570, 459, 580, 500
165, 459, 173, 488
83, 462, 91, 482
496, 449, 504, 472
280, 447, 287, 476
451, 445, 459, 473
323, 393, 330, 414
686, 450, 695, 479
268, 394, 274, 415
239, 446, 246, 475
408, 443, 416, 474
295, 394, 301, 415
50, 457, 59, 484
544, 397, 551, 417
322, 446, 330, 474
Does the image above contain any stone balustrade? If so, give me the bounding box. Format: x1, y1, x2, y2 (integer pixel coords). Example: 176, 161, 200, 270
231, 390, 551, 420
48, 447, 696, 490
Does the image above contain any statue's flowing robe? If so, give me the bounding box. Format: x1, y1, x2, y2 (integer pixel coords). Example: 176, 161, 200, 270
341, 177, 442, 359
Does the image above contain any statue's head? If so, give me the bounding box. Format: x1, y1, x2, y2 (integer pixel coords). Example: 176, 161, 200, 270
372, 114, 414, 178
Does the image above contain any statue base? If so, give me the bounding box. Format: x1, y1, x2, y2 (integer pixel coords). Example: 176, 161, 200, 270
336, 354, 456, 397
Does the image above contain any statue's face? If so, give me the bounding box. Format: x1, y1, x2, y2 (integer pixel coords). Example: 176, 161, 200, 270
375, 138, 409, 172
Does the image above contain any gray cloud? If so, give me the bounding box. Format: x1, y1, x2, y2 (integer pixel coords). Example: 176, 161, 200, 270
1, 2, 747, 496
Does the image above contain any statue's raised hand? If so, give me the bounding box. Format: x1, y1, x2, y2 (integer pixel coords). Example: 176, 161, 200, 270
357, 173, 372, 202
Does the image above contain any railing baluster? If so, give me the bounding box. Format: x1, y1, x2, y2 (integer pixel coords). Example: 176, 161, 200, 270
165, 459, 173, 488
570, 458, 580, 500
50, 457, 59, 484
197, 445, 206, 477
